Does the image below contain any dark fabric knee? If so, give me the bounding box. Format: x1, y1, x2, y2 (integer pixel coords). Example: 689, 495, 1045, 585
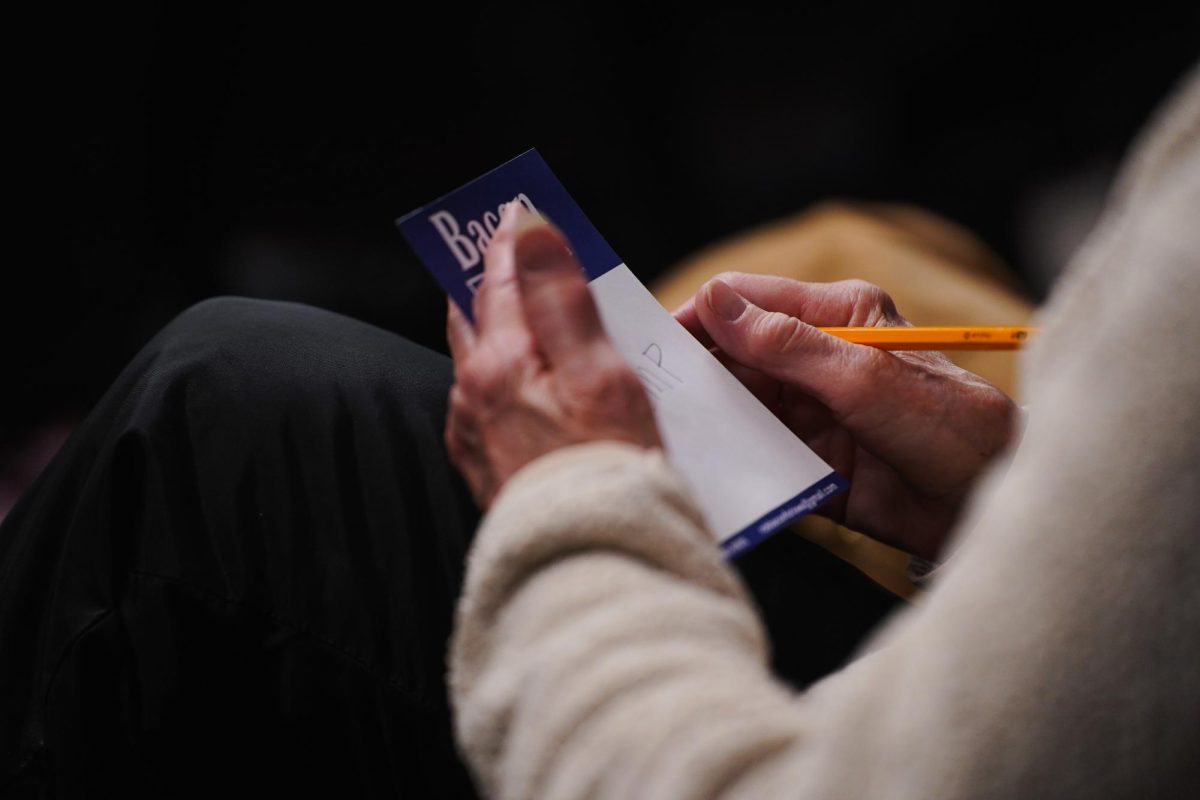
146, 296, 453, 422
1, 297, 480, 796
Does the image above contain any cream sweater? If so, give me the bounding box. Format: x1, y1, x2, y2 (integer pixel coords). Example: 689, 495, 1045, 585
449, 69, 1200, 799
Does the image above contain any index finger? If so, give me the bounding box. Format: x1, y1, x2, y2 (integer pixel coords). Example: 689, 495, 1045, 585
474, 203, 536, 354
676, 272, 905, 332
509, 210, 610, 376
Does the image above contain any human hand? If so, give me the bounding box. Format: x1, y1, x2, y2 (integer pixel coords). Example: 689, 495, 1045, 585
674, 273, 1017, 559
445, 205, 661, 509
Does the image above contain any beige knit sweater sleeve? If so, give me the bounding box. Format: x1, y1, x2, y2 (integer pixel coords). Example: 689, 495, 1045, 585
449, 70, 1200, 799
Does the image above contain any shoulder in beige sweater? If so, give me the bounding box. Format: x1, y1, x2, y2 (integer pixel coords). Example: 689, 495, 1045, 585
450, 67, 1200, 799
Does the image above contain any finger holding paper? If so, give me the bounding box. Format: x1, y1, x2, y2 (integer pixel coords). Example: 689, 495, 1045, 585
683, 273, 1017, 559
445, 206, 661, 508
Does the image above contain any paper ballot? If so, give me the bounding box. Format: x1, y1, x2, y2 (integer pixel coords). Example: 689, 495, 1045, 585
397, 150, 844, 556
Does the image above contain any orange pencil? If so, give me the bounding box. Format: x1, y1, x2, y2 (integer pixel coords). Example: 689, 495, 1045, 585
817, 326, 1036, 351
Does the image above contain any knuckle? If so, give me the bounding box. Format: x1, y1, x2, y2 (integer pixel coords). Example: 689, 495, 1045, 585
488, 332, 531, 366
472, 277, 494, 308
448, 385, 471, 416
836, 279, 902, 324
751, 311, 808, 357
457, 354, 500, 397
460, 341, 538, 402
844, 278, 887, 304
455, 362, 483, 397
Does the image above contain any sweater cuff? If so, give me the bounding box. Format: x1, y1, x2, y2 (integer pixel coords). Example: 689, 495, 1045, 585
475, 440, 740, 595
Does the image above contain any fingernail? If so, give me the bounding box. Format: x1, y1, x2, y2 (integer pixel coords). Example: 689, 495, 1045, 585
706, 279, 746, 321
499, 201, 546, 237
511, 216, 572, 274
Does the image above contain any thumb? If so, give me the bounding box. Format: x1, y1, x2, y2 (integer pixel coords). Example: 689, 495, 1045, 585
697, 278, 893, 415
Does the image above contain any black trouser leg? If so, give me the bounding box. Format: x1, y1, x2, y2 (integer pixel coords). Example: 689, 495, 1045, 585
1, 297, 481, 797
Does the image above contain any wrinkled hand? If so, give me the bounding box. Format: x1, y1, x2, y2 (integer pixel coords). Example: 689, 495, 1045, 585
675, 273, 1017, 559
445, 205, 661, 508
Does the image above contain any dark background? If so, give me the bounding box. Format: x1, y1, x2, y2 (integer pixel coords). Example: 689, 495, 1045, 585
5, 7, 1198, 449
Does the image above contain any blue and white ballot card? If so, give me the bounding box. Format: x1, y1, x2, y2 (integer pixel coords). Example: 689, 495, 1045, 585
397, 150, 846, 556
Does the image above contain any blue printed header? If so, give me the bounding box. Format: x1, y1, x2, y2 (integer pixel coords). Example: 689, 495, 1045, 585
396, 149, 621, 319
